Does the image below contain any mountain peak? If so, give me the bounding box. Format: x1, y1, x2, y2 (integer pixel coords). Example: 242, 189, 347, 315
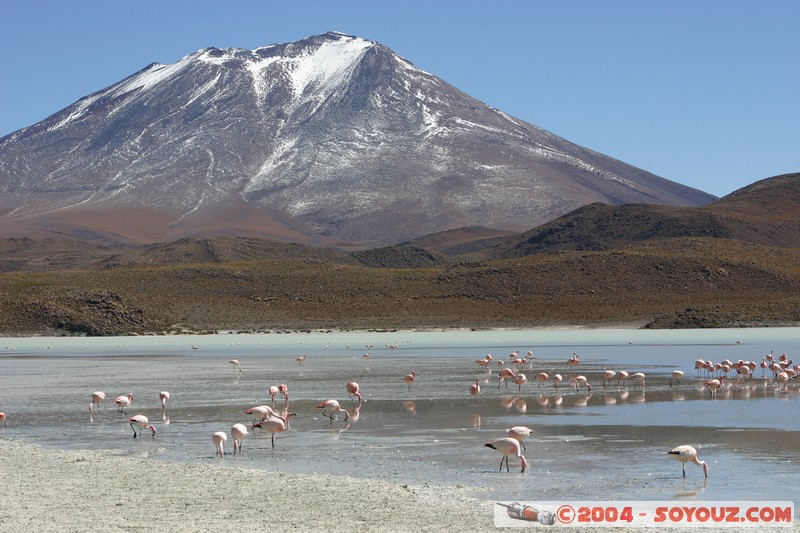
0, 33, 715, 246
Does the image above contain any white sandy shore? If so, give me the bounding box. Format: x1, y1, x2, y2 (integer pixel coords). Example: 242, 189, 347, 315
0, 438, 794, 532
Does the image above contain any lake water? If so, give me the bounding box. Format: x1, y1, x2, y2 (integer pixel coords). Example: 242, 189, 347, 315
1, 327, 798, 505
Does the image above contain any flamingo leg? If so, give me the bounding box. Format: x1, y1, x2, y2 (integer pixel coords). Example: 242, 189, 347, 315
130, 423, 138, 438
682, 463, 686, 478
520, 442, 527, 452
271, 433, 275, 448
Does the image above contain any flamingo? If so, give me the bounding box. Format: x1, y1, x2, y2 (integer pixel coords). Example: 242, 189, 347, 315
0, 412, 6, 428
212, 431, 227, 457
253, 413, 297, 447
229, 359, 242, 372
278, 384, 289, 402
470, 379, 481, 400
159, 391, 172, 411
485, 437, 528, 473
498, 367, 517, 388
91, 391, 107, 411
602, 370, 616, 387
512, 373, 528, 392
128, 415, 156, 438
567, 352, 581, 368
617, 370, 629, 385
507, 426, 533, 452
346, 381, 363, 402
705, 376, 724, 396
630, 372, 646, 387
268, 385, 279, 403
231, 423, 248, 454
403, 371, 417, 390
317, 399, 349, 423
670, 370, 685, 387
668, 445, 708, 478
245, 405, 276, 424
534, 372, 550, 387
574, 375, 592, 391
296, 356, 306, 366
552, 373, 563, 389
114, 392, 134, 414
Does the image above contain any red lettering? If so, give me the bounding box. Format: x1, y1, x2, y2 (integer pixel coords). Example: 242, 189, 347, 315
620, 506, 633, 523
710, 506, 726, 522
774, 506, 793, 523
669, 508, 684, 522
654, 507, 668, 523
724, 507, 739, 522
695, 507, 709, 522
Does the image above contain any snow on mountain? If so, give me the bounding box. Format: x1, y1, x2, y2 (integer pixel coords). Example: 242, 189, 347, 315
0, 32, 715, 246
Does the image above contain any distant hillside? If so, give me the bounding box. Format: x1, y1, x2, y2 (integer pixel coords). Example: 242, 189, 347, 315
478, 172, 800, 259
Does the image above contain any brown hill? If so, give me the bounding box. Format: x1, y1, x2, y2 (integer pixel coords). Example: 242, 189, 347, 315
478, 172, 800, 259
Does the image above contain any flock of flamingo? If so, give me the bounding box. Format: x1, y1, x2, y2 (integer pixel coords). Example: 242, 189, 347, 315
1, 344, 796, 478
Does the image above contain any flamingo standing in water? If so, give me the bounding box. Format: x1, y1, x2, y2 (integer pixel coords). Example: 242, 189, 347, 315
574, 375, 592, 391
498, 367, 517, 388
670, 371, 685, 387
602, 370, 616, 387
212, 431, 227, 457
534, 372, 550, 387
114, 393, 134, 414
630, 372, 646, 387
159, 391, 172, 411
552, 373, 563, 389
317, 400, 349, 423
128, 415, 156, 438
485, 437, 528, 473
229, 359, 242, 372
507, 426, 533, 452
617, 371, 629, 385
231, 423, 248, 454
253, 413, 297, 447
268, 385, 279, 403
403, 371, 417, 390
705, 376, 724, 396
512, 373, 528, 392
668, 445, 709, 478
278, 384, 289, 403
346, 381, 363, 402
567, 353, 581, 368
91, 391, 107, 411
470, 379, 481, 401
0, 412, 6, 428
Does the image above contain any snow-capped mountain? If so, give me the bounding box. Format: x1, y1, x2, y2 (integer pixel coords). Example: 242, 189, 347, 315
0, 31, 714, 245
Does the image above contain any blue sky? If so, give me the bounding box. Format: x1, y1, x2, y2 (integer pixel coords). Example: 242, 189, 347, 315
2, 1, 797, 197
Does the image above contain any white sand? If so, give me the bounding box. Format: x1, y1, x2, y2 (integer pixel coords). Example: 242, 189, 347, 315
0, 438, 794, 532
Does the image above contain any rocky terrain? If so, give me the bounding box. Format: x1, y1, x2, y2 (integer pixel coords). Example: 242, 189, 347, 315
1, 173, 797, 336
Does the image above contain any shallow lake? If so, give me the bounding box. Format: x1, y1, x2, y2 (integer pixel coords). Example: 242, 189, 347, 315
1, 327, 798, 505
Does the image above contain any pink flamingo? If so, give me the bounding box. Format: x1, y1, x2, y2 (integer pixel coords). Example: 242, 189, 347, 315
91, 391, 107, 411
317, 399, 349, 423
512, 373, 528, 392
630, 372, 646, 387
231, 423, 248, 454
601, 370, 616, 387
403, 371, 417, 390
212, 431, 227, 457
159, 391, 172, 411
278, 384, 289, 402
705, 376, 724, 396
567, 352, 581, 368
668, 445, 708, 478
617, 370, 629, 385
507, 426, 533, 452
114, 392, 134, 414
0, 412, 6, 428
552, 373, 563, 389
253, 413, 297, 447
670, 371, 685, 387
470, 379, 481, 399
534, 372, 550, 387
485, 437, 528, 473
268, 385, 279, 403
245, 405, 276, 423
498, 367, 517, 388
574, 375, 592, 391
128, 415, 156, 438
346, 381, 362, 402
229, 359, 242, 372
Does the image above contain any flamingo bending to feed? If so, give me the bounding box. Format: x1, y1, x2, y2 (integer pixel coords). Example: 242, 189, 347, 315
534, 372, 550, 387
630, 372, 646, 387
512, 373, 528, 392
231, 423, 248, 454
229, 359, 242, 372
670, 371, 685, 387
705, 377, 724, 396
245, 405, 276, 424
278, 384, 289, 402
317, 400, 349, 423
602, 370, 616, 387
485, 437, 528, 473
253, 413, 297, 447
507, 426, 533, 452
617, 371, 629, 385
552, 373, 563, 389
498, 367, 517, 388
668, 445, 708, 478
574, 375, 592, 391
268, 385, 279, 403
159, 391, 172, 411
128, 415, 156, 438
114, 392, 134, 414
347, 381, 363, 402
91, 391, 107, 411
212, 431, 227, 457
